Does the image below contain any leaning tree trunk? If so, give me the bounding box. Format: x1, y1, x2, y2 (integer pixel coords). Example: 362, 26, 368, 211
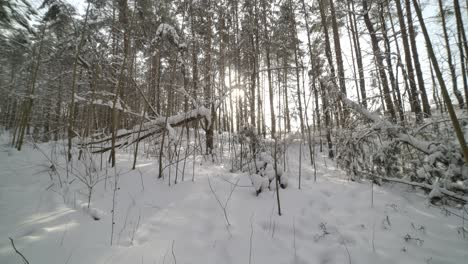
412, 0, 468, 163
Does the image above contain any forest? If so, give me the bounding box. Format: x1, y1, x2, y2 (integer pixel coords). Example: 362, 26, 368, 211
0, 0, 467, 263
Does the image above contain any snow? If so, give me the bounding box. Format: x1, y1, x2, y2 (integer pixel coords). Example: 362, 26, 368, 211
279, 173, 288, 188
154, 23, 186, 49
144, 106, 211, 129
0, 136, 467, 264
251, 174, 269, 195
166, 123, 177, 142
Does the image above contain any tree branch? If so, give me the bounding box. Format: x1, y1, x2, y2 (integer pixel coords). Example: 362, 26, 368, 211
9, 237, 29, 264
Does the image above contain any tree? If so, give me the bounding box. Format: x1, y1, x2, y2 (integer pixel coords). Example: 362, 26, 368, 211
412, 0, 468, 163
362, 0, 396, 122
437, 0, 465, 109
406, 0, 431, 116
395, 0, 423, 122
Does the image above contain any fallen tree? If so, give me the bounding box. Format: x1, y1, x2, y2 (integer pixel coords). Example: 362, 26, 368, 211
322, 78, 467, 204
84, 106, 211, 153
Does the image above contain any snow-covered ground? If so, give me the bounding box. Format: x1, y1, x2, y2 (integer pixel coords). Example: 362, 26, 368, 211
0, 135, 467, 264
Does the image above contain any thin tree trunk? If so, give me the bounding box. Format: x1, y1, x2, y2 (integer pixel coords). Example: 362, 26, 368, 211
261, 0, 276, 138
318, 0, 341, 127
429, 60, 443, 113
350, 0, 367, 108
283, 58, 291, 133
395, 0, 423, 122
329, 0, 347, 123
438, 0, 465, 109
289, 0, 305, 135
16, 23, 47, 151
388, 0, 410, 115
453, 0, 468, 108
406, 0, 431, 115
204, 0, 214, 155
362, 0, 396, 122
345, 10, 361, 105
380, 3, 404, 122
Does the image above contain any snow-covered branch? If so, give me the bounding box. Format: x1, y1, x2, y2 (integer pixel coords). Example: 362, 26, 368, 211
86, 106, 211, 153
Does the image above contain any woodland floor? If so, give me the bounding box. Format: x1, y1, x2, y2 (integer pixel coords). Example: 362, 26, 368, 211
0, 133, 467, 264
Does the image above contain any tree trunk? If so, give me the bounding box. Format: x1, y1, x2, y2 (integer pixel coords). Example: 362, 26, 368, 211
318, 0, 341, 127
330, 0, 347, 123
406, 0, 431, 116
438, 0, 465, 109
349, 0, 367, 108
412, 0, 468, 163
261, 0, 276, 138
380, 4, 404, 122
362, 0, 396, 122
395, 0, 423, 122
203, 0, 214, 155
289, 0, 305, 135
16, 23, 47, 151
453, 0, 468, 108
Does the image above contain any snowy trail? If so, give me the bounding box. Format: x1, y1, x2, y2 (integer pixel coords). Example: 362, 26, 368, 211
1, 141, 467, 264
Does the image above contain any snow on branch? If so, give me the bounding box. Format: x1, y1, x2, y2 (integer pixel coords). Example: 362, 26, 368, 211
327, 78, 466, 202
86, 106, 211, 153
325, 79, 436, 155
377, 176, 468, 203
153, 23, 186, 50
74, 92, 145, 118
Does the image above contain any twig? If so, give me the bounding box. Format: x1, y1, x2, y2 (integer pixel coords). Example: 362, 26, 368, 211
218, 176, 252, 188
64, 251, 73, 264
342, 239, 352, 264
9, 237, 29, 264
171, 240, 177, 264
249, 213, 254, 264
224, 178, 241, 209
207, 177, 233, 226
